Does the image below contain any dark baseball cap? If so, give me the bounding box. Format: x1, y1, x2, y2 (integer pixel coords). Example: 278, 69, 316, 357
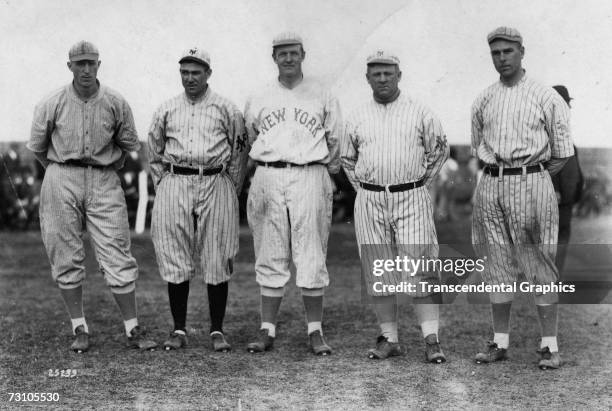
553, 85, 573, 105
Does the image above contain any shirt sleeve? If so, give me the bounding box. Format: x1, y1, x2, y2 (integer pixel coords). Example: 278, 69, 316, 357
340, 116, 361, 192
324, 92, 342, 174
113, 98, 141, 153
243, 97, 259, 147
544, 92, 574, 159
471, 97, 484, 159
147, 106, 167, 189
27, 100, 54, 168
225, 105, 250, 193
420, 110, 449, 187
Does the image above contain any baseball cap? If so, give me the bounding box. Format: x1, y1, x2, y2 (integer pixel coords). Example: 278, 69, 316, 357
179, 47, 211, 68
553, 85, 573, 105
366, 50, 400, 66
69, 41, 99, 61
487, 26, 523, 45
272, 32, 303, 47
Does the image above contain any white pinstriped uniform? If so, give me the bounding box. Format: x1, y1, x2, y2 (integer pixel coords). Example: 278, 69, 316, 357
28, 83, 140, 291
341, 93, 449, 296
244, 77, 341, 289
471, 74, 574, 286
148, 87, 249, 285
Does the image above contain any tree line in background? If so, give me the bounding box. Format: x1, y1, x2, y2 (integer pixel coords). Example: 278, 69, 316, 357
1, 142, 610, 231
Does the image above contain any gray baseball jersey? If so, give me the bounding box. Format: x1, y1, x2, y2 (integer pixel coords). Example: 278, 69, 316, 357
244, 76, 341, 289
28, 83, 140, 292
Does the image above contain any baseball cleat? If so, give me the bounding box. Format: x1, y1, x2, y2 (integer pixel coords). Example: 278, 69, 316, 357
368, 336, 403, 360
424, 334, 446, 364
308, 330, 332, 356
163, 330, 187, 350
211, 331, 232, 352
247, 329, 274, 353
70, 325, 90, 353
126, 326, 158, 351
537, 347, 561, 370
474, 341, 508, 364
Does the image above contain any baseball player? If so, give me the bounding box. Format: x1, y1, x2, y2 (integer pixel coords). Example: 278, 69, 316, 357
148, 48, 249, 352
551, 86, 583, 275
28, 41, 157, 352
471, 27, 574, 369
244, 32, 341, 355
341, 51, 449, 362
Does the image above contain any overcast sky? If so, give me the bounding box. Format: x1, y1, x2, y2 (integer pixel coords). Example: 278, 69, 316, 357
1, 0, 612, 147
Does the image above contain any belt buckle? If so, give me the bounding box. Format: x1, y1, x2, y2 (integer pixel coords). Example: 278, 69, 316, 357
170, 164, 175, 174
384, 184, 392, 194
497, 165, 504, 181
198, 165, 204, 177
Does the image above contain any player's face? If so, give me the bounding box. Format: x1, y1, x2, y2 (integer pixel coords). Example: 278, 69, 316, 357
489, 40, 524, 81
180, 62, 211, 99
68, 59, 100, 89
273, 44, 304, 77
366, 64, 401, 100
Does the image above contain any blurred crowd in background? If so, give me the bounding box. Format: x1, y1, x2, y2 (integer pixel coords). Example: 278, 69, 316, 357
1, 142, 611, 231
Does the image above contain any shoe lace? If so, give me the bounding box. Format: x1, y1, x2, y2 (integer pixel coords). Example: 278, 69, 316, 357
376, 335, 388, 344
537, 347, 552, 360
310, 331, 323, 343
427, 341, 442, 353
130, 326, 144, 338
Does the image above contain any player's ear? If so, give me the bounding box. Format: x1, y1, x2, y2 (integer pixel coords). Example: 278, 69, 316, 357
519, 46, 525, 58
397, 69, 402, 81
67, 61, 72, 71
206, 68, 212, 80
97, 60, 102, 69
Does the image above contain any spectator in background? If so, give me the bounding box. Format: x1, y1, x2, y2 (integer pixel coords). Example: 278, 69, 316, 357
434, 147, 459, 221
119, 151, 143, 228
551, 85, 584, 274
0, 144, 23, 230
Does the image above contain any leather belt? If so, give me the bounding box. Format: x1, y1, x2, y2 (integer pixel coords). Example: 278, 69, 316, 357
359, 180, 424, 193
63, 159, 105, 169
169, 164, 223, 176
483, 163, 545, 176
256, 161, 322, 168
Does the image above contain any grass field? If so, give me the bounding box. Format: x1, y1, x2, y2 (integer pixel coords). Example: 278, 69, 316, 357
1, 216, 611, 410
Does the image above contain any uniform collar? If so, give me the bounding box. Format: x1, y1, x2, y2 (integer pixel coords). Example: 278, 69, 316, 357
278, 74, 304, 90
68, 80, 104, 103
373, 89, 401, 105
183, 85, 210, 104
499, 69, 527, 88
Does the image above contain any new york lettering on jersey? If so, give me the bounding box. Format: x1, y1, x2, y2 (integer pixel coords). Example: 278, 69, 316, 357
245, 77, 340, 167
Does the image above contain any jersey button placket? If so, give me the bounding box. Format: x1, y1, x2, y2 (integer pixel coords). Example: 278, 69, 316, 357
83, 103, 89, 159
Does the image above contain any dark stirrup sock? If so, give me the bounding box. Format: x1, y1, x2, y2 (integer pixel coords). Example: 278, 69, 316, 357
208, 281, 229, 333
168, 281, 190, 332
